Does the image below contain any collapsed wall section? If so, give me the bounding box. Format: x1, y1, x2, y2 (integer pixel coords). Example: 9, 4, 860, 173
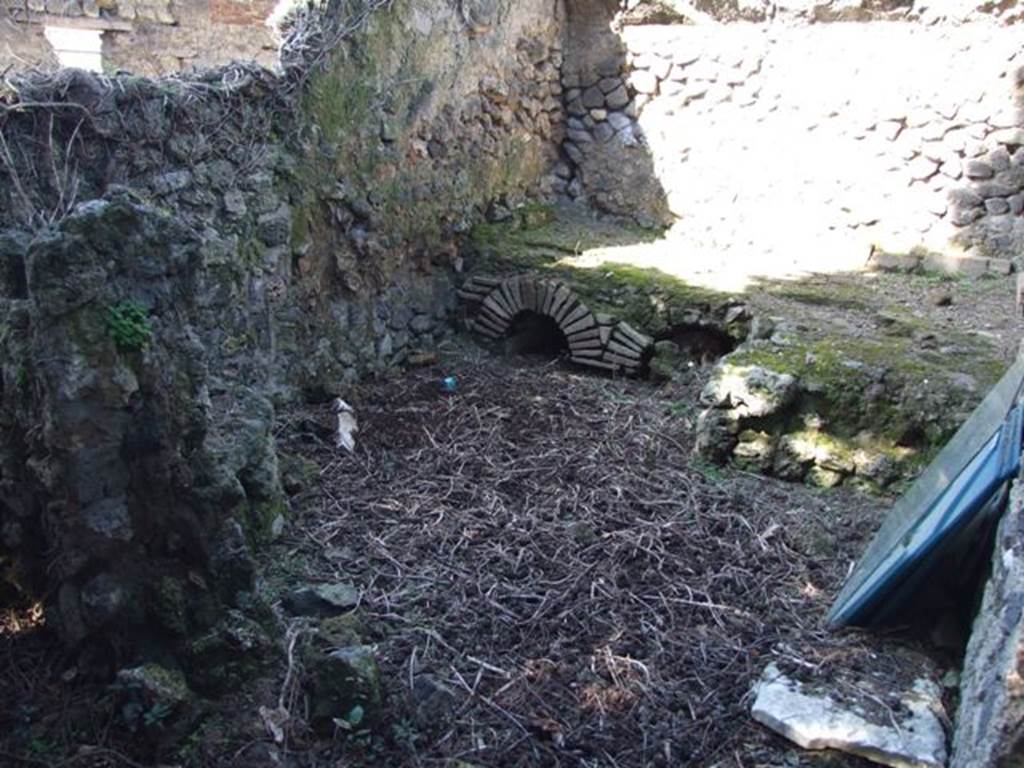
0, 0, 564, 681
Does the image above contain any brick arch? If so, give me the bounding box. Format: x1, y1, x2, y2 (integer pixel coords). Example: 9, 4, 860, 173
458, 274, 653, 374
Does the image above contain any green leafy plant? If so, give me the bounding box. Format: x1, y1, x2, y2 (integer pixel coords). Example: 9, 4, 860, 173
106, 301, 152, 352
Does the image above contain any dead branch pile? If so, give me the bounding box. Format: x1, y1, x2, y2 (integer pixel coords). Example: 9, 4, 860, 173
280, 348, 892, 766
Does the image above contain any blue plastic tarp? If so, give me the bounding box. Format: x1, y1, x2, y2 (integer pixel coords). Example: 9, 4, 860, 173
827, 358, 1024, 630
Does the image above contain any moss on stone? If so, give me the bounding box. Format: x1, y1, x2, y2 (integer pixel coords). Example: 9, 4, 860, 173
149, 576, 188, 636
186, 609, 274, 695
318, 612, 364, 648
718, 324, 1007, 485
764, 282, 874, 312
278, 452, 320, 495
238, 496, 287, 546
469, 209, 663, 267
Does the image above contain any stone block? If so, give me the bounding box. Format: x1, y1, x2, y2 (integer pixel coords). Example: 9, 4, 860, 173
256, 204, 292, 248
989, 128, 1024, 146
986, 198, 1011, 215
309, 646, 383, 736
976, 181, 1017, 199
921, 253, 989, 278
607, 111, 632, 131
628, 70, 659, 95
950, 206, 985, 227
605, 85, 630, 110
867, 251, 921, 272
753, 663, 946, 768
966, 160, 995, 180
987, 258, 1013, 277
990, 146, 1012, 172
593, 122, 614, 143
949, 187, 983, 208
581, 86, 604, 109
996, 167, 1024, 192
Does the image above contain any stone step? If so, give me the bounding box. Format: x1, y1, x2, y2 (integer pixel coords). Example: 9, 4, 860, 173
867, 249, 1013, 279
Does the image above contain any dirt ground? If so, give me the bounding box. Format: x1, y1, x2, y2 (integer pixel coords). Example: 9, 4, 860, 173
1, 339, 927, 768
261, 340, 936, 768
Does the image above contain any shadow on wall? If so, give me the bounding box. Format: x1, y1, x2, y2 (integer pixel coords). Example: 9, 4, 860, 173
947, 64, 1024, 263
559, 0, 672, 228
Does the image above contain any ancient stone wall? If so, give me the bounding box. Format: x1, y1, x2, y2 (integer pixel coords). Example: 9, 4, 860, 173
0, 0, 279, 75
0, 0, 564, 682
562, 1, 1024, 262
952, 466, 1024, 766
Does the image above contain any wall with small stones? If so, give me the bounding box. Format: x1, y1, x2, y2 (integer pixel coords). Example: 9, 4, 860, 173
0, 0, 566, 684
558, 2, 1024, 262
0, 0, 279, 75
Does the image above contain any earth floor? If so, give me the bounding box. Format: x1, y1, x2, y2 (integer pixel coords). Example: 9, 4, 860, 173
257, 341, 936, 768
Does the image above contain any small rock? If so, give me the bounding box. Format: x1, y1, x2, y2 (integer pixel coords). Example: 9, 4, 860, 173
81, 572, 131, 628
749, 316, 776, 340
117, 663, 192, 711
411, 674, 458, 729
318, 613, 364, 648
607, 111, 632, 131
150, 170, 192, 196
593, 122, 615, 143
581, 86, 604, 109
116, 662, 197, 741
752, 663, 946, 768
985, 198, 1010, 215
930, 288, 953, 307
628, 70, 659, 95
948, 187, 983, 208
732, 430, 776, 473
965, 160, 995, 180
309, 645, 383, 736
989, 146, 1012, 172
807, 465, 845, 488
950, 206, 985, 227
700, 364, 798, 418
867, 251, 920, 273
223, 189, 247, 217
975, 181, 1016, 199
283, 582, 360, 617
257, 204, 292, 248
409, 313, 435, 333
605, 85, 630, 110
